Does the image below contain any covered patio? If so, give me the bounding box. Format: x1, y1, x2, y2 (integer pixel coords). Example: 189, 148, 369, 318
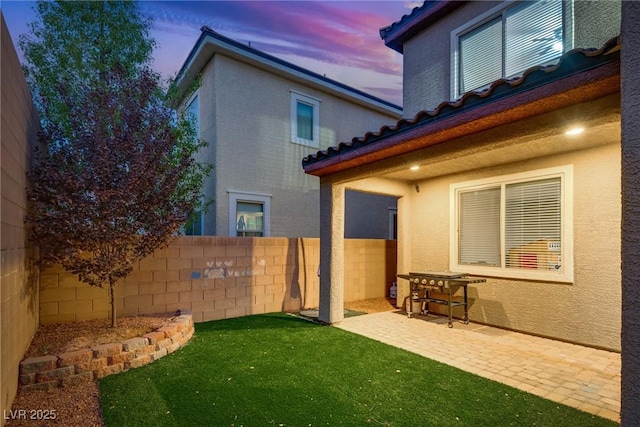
305, 37, 622, 352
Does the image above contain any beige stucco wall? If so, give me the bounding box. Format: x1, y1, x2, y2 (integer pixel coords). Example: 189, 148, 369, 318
402, 0, 621, 118
395, 142, 621, 350
198, 54, 399, 237
0, 14, 40, 424
39, 237, 397, 324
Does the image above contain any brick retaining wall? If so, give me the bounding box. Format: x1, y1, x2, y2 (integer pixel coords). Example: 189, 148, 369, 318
40, 237, 397, 324
18, 313, 194, 391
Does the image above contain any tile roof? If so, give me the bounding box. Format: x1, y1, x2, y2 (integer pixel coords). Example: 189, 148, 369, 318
302, 36, 621, 175
379, 1, 467, 53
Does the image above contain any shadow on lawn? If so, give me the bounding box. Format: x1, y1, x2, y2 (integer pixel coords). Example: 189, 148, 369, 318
194, 312, 318, 333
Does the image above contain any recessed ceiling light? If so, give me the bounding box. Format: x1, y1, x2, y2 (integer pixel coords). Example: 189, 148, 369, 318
410, 165, 419, 171
565, 127, 584, 136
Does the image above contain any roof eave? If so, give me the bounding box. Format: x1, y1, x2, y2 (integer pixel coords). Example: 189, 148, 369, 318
302, 62, 620, 177
380, 1, 468, 54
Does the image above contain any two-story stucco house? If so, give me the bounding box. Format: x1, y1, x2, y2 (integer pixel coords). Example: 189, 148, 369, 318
173, 27, 402, 239
304, 0, 622, 351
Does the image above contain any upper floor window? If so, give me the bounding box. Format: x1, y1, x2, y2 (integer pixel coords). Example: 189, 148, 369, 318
452, 0, 570, 98
185, 93, 200, 137
450, 166, 573, 283
290, 91, 320, 148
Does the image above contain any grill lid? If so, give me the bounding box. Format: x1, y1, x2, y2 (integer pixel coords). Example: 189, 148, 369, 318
408, 271, 467, 279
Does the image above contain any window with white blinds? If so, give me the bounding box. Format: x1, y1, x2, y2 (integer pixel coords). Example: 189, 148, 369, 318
459, 17, 503, 95
451, 167, 572, 282
459, 187, 501, 266
456, 0, 566, 96
505, 178, 562, 270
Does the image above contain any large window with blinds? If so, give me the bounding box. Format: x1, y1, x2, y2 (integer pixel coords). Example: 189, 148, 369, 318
450, 166, 573, 282
453, 0, 569, 98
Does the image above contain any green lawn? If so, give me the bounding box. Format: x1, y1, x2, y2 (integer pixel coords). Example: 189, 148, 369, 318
100, 313, 617, 427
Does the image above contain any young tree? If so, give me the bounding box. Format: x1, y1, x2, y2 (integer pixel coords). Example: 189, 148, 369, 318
20, 0, 156, 133
22, 1, 210, 327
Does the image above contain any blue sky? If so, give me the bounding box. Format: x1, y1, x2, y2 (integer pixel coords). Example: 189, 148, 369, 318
2, 1, 417, 106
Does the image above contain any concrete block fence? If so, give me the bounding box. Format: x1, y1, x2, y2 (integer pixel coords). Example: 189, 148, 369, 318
39, 237, 397, 324
1, 14, 41, 422
18, 313, 194, 391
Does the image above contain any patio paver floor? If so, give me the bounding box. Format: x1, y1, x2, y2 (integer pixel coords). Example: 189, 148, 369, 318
335, 310, 621, 423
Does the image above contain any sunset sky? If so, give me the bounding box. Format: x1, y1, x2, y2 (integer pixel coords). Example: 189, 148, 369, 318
2, 1, 418, 106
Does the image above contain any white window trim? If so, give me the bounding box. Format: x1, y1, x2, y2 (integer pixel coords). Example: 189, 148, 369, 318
449, 0, 574, 100
290, 90, 320, 148
449, 165, 574, 283
228, 190, 271, 237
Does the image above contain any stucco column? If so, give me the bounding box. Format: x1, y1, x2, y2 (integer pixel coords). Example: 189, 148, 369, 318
396, 195, 412, 312
621, 2, 640, 425
318, 177, 345, 324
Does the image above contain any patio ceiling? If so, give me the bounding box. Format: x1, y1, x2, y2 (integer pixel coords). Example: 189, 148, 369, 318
371, 96, 620, 183
317, 92, 619, 188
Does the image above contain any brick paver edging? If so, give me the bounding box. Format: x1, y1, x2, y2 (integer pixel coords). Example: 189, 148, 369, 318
18, 312, 194, 392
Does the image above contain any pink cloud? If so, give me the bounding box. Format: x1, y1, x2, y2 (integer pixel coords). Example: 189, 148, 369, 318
3, 1, 409, 105
145, 1, 408, 102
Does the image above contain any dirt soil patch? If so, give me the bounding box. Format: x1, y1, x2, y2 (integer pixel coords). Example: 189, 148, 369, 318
344, 297, 398, 314
23, 313, 175, 358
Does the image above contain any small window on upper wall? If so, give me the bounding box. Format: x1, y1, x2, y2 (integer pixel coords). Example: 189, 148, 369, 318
290, 91, 320, 148
228, 191, 271, 237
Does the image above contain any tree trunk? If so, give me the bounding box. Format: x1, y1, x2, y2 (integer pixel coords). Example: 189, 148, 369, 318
110, 282, 116, 328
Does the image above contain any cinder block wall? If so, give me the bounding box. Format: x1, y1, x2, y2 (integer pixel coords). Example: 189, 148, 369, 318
40, 237, 397, 324
1, 13, 41, 425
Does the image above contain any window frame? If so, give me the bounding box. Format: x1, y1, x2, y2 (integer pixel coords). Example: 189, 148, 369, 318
180, 92, 201, 236
228, 190, 271, 237
449, 165, 574, 283
450, 0, 574, 99
185, 92, 200, 137
290, 90, 320, 148
184, 209, 204, 236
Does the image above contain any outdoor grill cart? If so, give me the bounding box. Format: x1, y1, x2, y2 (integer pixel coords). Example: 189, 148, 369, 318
396, 271, 485, 328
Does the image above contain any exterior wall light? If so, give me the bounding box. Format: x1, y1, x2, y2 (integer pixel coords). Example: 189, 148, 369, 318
410, 165, 420, 171
565, 127, 585, 136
